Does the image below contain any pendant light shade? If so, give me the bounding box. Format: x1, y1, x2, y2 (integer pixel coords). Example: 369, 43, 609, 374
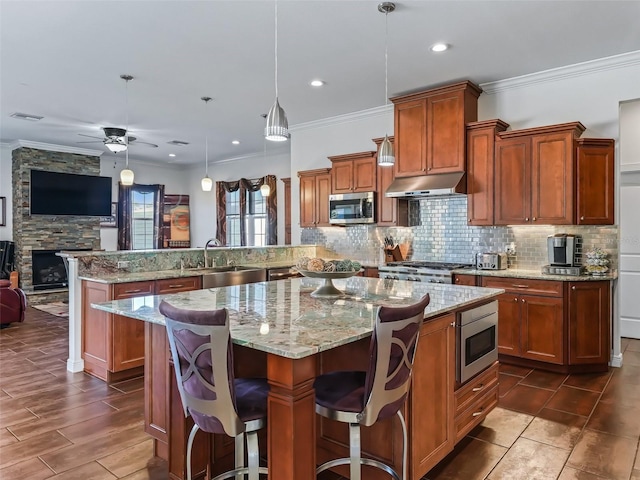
378, 2, 395, 167
201, 97, 213, 191
265, 0, 289, 142
106, 139, 127, 153
119, 75, 135, 184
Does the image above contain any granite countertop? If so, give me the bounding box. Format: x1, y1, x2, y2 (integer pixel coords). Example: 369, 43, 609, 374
92, 276, 503, 359
455, 267, 618, 281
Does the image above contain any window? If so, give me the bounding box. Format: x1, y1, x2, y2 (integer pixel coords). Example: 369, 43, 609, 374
245, 190, 267, 247
226, 190, 241, 247
131, 188, 156, 250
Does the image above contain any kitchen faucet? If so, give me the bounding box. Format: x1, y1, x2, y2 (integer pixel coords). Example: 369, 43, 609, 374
204, 238, 222, 268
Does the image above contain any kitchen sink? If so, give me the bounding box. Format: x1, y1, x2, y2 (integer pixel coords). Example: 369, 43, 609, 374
201, 266, 267, 288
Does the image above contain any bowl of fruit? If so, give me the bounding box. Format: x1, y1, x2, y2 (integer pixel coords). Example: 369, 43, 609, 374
294, 257, 363, 298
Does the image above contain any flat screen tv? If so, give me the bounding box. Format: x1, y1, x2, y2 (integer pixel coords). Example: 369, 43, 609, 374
30, 170, 113, 216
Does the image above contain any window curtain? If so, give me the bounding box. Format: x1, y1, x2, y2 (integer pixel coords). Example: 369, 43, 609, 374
117, 183, 165, 250
216, 175, 277, 246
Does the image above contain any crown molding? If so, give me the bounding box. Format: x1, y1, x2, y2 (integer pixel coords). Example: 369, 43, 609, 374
289, 104, 392, 133
8, 140, 104, 157
481, 50, 640, 95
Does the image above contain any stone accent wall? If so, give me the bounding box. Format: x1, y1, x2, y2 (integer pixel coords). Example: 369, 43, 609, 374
301, 196, 619, 270
12, 148, 103, 293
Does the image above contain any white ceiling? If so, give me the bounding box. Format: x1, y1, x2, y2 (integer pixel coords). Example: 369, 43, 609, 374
2, 0, 640, 167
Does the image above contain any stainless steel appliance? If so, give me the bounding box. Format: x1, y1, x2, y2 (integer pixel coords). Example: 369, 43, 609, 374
329, 192, 375, 225
378, 261, 472, 284
456, 301, 498, 384
476, 252, 508, 270
547, 233, 580, 266
267, 266, 301, 281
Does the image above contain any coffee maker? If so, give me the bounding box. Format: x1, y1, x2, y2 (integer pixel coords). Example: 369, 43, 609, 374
547, 234, 579, 266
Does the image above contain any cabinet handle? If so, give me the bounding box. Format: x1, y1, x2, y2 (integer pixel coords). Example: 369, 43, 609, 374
521, 298, 525, 303
533, 217, 537, 221
472, 384, 485, 392
580, 216, 585, 221
572, 286, 576, 290
450, 321, 456, 327
514, 297, 518, 302
525, 217, 530, 221
124, 289, 142, 294
512, 284, 529, 288
168, 284, 184, 289
428, 167, 432, 171
472, 407, 485, 417
468, 219, 471, 222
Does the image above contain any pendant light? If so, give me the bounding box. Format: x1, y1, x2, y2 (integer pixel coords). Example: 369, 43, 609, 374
201, 96, 213, 192
264, 0, 289, 142
119, 74, 135, 185
260, 139, 271, 196
377, 3, 395, 167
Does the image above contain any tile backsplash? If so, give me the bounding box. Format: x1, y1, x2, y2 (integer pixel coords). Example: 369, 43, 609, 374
301, 196, 618, 269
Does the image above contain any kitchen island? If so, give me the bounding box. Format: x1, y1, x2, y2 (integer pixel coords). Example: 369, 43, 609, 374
93, 276, 503, 480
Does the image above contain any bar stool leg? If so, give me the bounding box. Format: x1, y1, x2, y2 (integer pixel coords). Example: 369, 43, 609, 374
246, 431, 260, 480
186, 423, 200, 480
349, 423, 361, 480
235, 433, 245, 480
397, 411, 408, 480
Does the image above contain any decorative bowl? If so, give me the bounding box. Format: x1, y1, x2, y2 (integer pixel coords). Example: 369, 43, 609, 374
296, 269, 363, 298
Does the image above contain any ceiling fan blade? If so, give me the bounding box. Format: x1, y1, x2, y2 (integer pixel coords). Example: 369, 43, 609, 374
78, 133, 104, 140
76, 140, 103, 144
133, 140, 159, 148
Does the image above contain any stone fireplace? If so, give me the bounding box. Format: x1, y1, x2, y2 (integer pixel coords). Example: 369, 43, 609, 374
12, 147, 104, 304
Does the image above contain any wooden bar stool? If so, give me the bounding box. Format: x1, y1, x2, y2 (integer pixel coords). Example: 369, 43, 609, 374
313, 293, 430, 480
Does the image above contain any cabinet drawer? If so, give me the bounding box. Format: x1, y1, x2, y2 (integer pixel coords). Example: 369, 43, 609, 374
481, 277, 563, 297
156, 276, 201, 294
454, 362, 498, 414
454, 385, 499, 442
113, 281, 155, 299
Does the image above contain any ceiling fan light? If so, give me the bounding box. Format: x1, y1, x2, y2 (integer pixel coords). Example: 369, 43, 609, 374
264, 97, 289, 141
201, 175, 213, 192
378, 135, 395, 166
105, 140, 127, 153
260, 183, 271, 196
120, 168, 134, 185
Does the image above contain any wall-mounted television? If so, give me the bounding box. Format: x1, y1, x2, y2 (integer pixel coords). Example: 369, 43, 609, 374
30, 170, 113, 216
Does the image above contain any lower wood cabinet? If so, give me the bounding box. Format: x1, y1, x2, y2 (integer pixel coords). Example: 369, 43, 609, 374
82, 275, 201, 383
454, 362, 499, 442
481, 276, 610, 372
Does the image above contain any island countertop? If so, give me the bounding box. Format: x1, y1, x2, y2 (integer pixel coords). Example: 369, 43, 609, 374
92, 276, 503, 359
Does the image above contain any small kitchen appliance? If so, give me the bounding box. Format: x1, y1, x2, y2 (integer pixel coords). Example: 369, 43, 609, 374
547, 234, 580, 266
329, 192, 375, 225
476, 252, 508, 270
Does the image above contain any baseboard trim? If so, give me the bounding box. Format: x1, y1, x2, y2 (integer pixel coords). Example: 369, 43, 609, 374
620, 318, 640, 339
610, 353, 623, 368
67, 358, 85, 373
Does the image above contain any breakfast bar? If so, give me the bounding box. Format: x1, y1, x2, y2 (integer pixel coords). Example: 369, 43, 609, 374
93, 276, 503, 480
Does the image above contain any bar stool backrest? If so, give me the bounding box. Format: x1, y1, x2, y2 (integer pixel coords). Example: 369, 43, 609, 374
360, 293, 430, 426
160, 300, 245, 437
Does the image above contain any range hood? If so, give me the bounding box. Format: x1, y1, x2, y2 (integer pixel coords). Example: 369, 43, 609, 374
385, 172, 466, 198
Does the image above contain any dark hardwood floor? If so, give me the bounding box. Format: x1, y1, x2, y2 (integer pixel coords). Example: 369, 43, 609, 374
1, 307, 639, 479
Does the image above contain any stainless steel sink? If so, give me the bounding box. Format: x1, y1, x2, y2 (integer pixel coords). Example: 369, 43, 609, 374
202, 266, 266, 288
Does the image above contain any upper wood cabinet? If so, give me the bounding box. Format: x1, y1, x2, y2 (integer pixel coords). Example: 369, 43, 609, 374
298, 168, 331, 227
466, 120, 509, 226
329, 151, 377, 194
575, 139, 615, 225
391, 81, 482, 178
493, 122, 616, 226
281, 177, 291, 244
372, 136, 409, 227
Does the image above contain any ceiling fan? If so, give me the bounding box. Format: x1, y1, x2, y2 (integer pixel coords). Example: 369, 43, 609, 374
77, 127, 158, 152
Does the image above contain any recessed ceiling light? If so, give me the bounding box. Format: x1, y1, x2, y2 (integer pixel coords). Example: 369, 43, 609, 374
169, 153, 176, 157
310, 80, 325, 87
430, 43, 449, 53
232, 140, 240, 145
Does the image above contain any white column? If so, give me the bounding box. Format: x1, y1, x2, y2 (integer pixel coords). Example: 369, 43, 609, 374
66, 257, 85, 372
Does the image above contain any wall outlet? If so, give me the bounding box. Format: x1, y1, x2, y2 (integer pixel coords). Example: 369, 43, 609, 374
117, 261, 130, 269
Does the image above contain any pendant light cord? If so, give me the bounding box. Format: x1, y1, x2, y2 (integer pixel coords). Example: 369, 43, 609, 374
125, 77, 129, 168
384, 10, 389, 107
274, 0, 279, 99
202, 96, 212, 176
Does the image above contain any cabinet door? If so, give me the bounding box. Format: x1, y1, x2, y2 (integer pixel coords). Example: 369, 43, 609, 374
282, 178, 292, 244
567, 281, 610, 365
112, 281, 154, 372
576, 140, 615, 225
394, 99, 427, 178
466, 126, 496, 226
427, 91, 465, 173
495, 292, 522, 357
531, 132, 573, 225
315, 172, 332, 227
299, 174, 316, 227
377, 161, 409, 227
353, 157, 377, 192
331, 160, 354, 194
495, 137, 531, 225
410, 314, 455, 479
82, 281, 110, 379
520, 295, 564, 365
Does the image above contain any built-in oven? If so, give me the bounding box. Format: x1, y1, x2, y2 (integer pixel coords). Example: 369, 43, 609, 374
329, 192, 375, 225
456, 300, 498, 385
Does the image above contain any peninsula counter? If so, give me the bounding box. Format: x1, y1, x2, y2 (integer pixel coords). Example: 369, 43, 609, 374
93, 276, 503, 480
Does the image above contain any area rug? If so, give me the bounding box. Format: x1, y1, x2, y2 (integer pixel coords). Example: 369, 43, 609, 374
32, 302, 69, 318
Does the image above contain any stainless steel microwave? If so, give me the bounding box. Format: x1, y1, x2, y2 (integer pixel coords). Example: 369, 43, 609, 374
329, 192, 375, 225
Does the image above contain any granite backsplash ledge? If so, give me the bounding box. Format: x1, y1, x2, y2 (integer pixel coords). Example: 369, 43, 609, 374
301, 196, 619, 269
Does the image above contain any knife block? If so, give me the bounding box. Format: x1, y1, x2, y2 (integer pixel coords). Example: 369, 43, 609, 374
383, 244, 407, 263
